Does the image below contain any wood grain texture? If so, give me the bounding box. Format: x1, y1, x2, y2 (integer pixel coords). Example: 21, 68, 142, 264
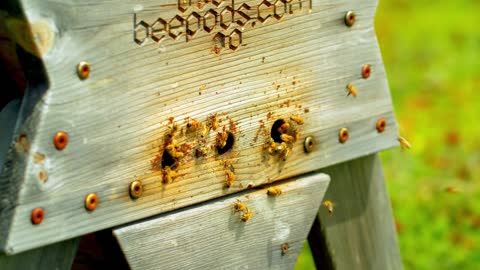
114, 172, 330, 270
308, 154, 402, 270
0, 0, 398, 253
0, 237, 79, 270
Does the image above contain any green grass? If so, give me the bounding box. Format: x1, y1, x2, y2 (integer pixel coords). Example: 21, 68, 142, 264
295, 1, 479, 269
377, 1, 479, 269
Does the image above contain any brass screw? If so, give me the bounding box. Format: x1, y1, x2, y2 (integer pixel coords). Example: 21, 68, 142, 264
376, 118, 387, 133
129, 180, 143, 199
339, 128, 349, 143
31, 208, 44, 225
84, 193, 98, 211
362, 64, 371, 79
281, 243, 289, 255
77, 61, 91, 80
344, 11, 356, 27
53, 131, 68, 150
304, 136, 314, 153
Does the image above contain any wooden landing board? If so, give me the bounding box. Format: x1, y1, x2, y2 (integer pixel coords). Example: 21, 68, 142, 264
308, 154, 402, 270
0, 0, 397, 253
114, 173, 330, 270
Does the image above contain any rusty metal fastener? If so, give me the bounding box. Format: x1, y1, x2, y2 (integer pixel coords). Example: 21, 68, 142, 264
304, 136, 314, 153
129, 180, 143, 199
53, 131, 68, 150
77, 61, 91, 80
362, 64, 371, 79
31, 208, 44, 225
376, 118, 387, 133
281, 243, 289, 255
85, 193, 98, 211
344, 11, 356, 27
339, 128, 349, 143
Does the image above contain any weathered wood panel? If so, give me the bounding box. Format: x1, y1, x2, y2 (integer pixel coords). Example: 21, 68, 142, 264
114, 172, 330, 270
308, 154, 402, 270
0, 238, 79, 270
0, 0, 398, 253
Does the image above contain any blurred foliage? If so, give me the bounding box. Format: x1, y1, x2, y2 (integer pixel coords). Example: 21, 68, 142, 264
296, 0, 479, 269
377, 0, 479, 269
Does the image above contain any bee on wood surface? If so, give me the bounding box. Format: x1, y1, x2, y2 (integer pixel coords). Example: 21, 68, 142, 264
233, 201, 247, 212
275, 142, 287, 153
290, 115, 304, 125
398, 137, 411, 150
195, 146, 209, 158
186, 118, 201, 132
277, 122, 290, 133
346, 83, 357, 97
241, 208, 252, 222
323, 200, 334, 215
278, 146, 291, 161
170, 123, 179, 135
280, 133, 295, 143
267, 187, 282, 196
225, 170, 236, 187
263, 138, 277, 156
165, 144, 184, 158
162, 166, 176, 184
293, 129, 300, 142
208, 113, 219, 131
216, 132, 228, 148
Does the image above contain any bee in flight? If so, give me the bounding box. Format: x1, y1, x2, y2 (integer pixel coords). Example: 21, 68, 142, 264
323, 200, 335, 215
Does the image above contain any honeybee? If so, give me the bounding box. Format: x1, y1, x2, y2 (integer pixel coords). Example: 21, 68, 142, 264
398, 137, 411, 150
263, 138, 277, 155
267, 187, 282, 196
233, 201, 247, 212
445, 186, 459, 193
280, 134, 295, 143
277, 122, 290, 133
275, 142, 287, 153
162, 166, 176, 184
208, 113, 219, 131
241, 208, 252, 222
278, 146, 291, 161
225, 170, 236, 187
293, 130, 300, 142
170, 123, 179, 135
290, 115, 304, 125
216, 132, 228, 148
199, 125, 210, 139
186, 119, 201, 132
195, 146, 209, 158
323, 200, 334, 215
165, 144, 184, 158
346, 83, 357, 97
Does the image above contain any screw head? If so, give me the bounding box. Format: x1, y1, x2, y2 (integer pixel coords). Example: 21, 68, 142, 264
84, 193, 98, 211
77, 61, 91, 80
53, 131, 68, 150
339, 128, 349, 143
344, 11, 356, 27
31, 208, 45, 225
376, 118, 387, 133
362, 64, 371, 79
129, 180, 143, 199
281, 243, 289, 255
304, 136, 314, 153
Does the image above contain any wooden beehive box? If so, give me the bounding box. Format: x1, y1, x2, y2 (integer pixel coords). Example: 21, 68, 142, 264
0, 0, 401, 269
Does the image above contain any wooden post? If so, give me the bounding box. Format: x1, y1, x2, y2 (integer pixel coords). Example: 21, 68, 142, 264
308, 154, 402, 270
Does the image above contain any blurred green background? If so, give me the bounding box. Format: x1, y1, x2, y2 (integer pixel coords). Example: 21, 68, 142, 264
296, 0, 479, 269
